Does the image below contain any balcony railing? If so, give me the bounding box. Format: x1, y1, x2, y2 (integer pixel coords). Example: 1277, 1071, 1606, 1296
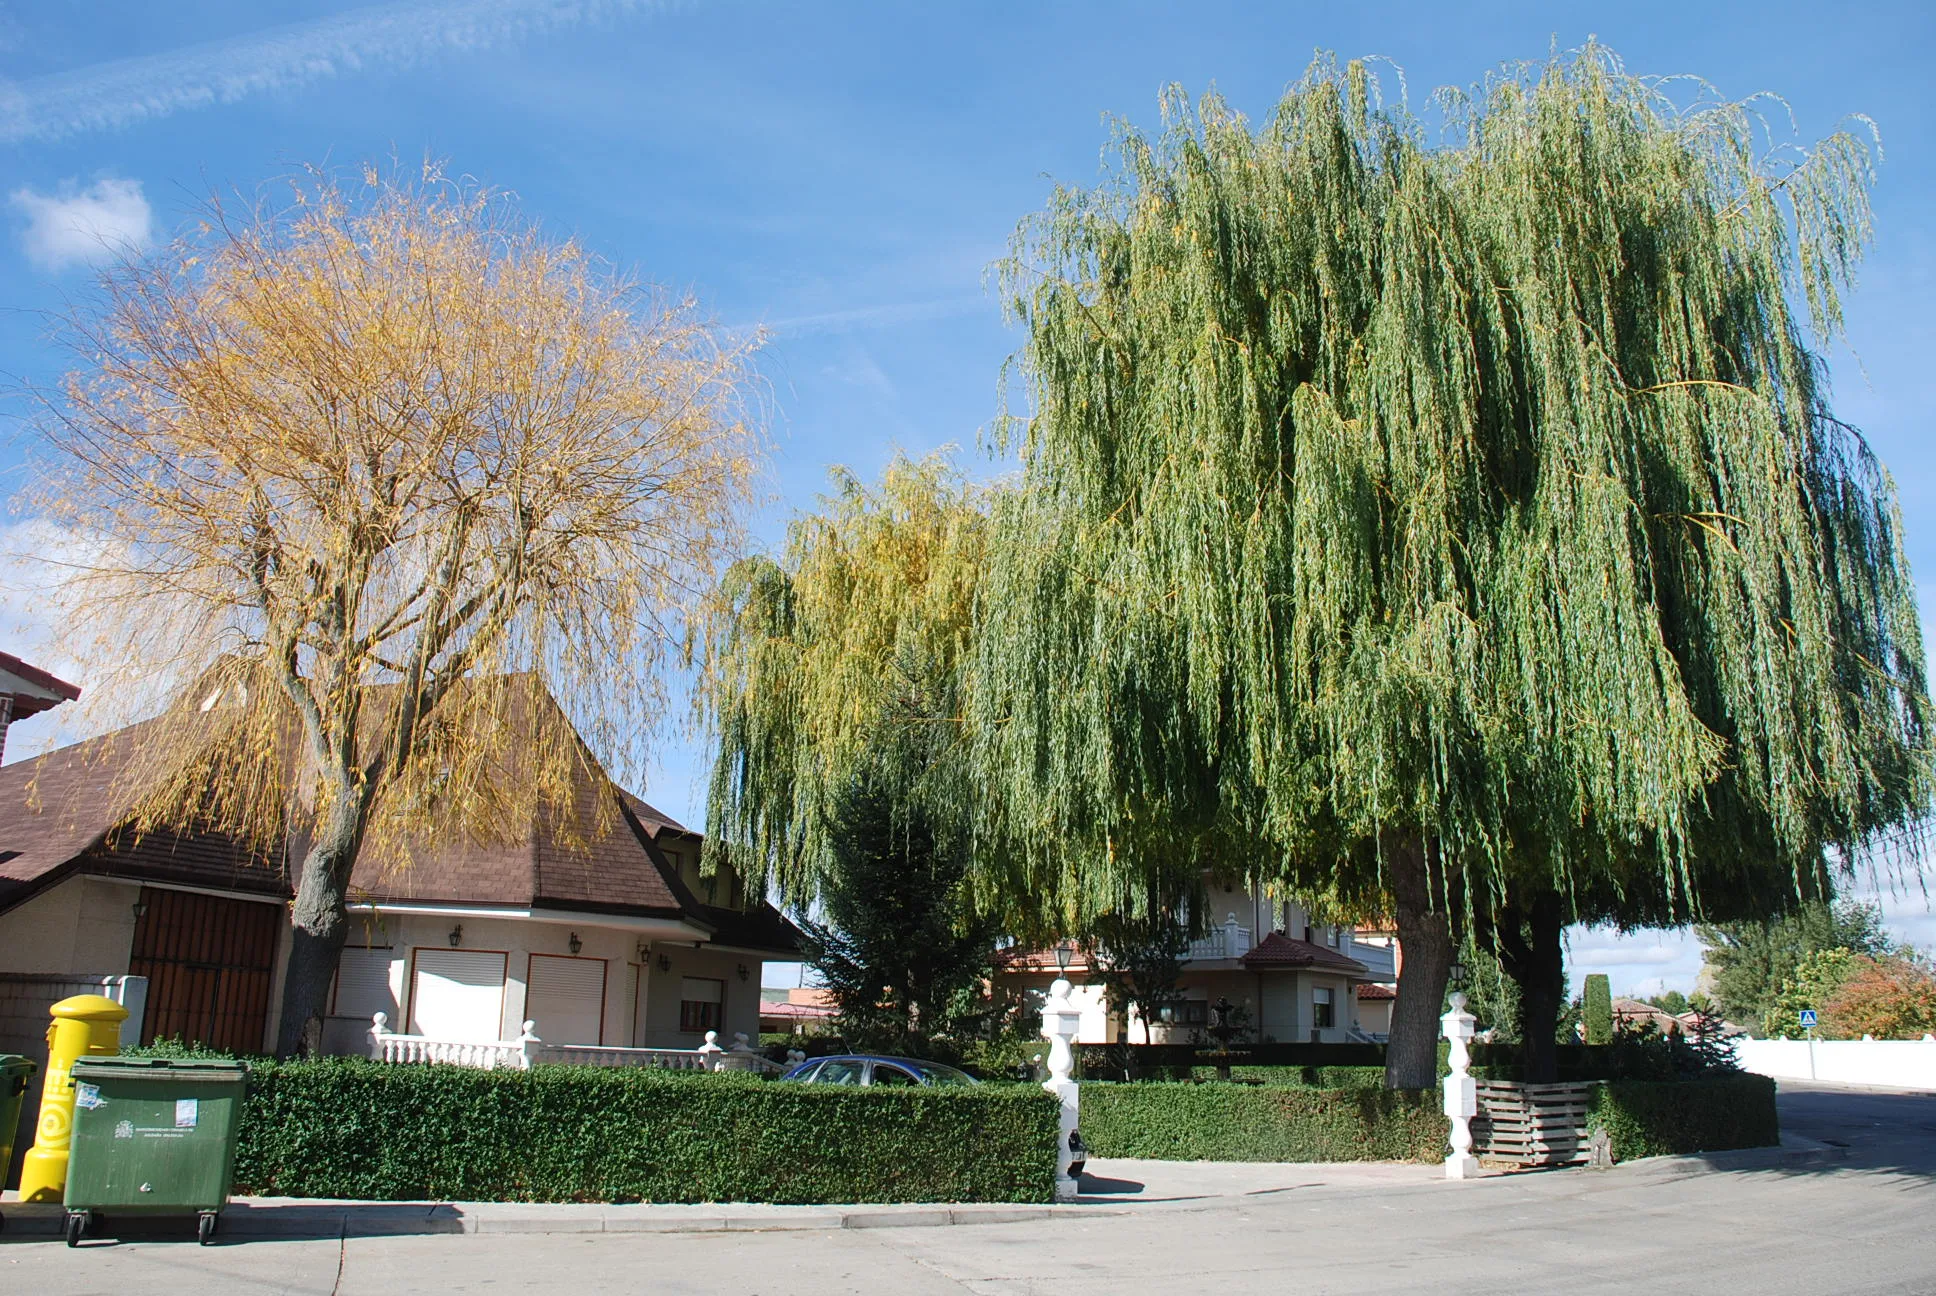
1348, 940, 1397, 979
1186, 916, 1253, 962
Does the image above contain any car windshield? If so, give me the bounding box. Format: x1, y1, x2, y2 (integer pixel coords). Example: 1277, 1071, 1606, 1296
915, 1063, 978, 1087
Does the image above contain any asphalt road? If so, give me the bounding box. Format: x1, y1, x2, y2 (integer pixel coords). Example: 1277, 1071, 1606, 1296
7, 1081, 1935, 1296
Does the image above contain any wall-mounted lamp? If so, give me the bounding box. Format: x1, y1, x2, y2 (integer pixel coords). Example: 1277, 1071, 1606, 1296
568, 932, 582, 955
736, 962, 749, 982
657, 953, 671, 974
130, 899, 149, 921
448, 923, 464, 948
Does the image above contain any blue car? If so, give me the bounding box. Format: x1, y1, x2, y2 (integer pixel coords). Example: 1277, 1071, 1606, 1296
780, 1054, 981, 1087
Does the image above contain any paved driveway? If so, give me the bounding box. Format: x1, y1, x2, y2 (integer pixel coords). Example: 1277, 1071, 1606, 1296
5, 1081, 1934, 1296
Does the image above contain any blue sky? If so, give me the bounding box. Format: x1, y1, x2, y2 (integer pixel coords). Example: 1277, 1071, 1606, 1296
4, 1, 1934, 994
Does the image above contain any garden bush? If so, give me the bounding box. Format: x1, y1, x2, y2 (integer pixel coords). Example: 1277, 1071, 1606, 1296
1079, 1082, 1446, 1162
232, 1058, 1058, 1204
1588, 1073, 1779, 1159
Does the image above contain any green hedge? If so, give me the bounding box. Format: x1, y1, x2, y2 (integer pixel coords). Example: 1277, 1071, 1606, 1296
1589, 1074, 1779, 1159
232, 1059, 1058, 1204
1079, 1083, 1447, 1162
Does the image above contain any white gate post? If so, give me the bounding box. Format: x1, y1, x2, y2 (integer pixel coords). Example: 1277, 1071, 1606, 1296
1441, 991, 1480, 1180
1041, 978, 1083, 1202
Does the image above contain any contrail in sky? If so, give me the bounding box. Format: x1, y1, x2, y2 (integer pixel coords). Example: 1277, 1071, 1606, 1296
0, 0, 672, 145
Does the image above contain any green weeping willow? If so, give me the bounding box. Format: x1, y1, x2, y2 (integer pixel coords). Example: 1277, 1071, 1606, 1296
971, 45, 1931, 1082
696, 454, 995, 901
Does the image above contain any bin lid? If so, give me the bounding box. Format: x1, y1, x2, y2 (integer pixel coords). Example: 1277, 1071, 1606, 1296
0, 1053, 37, 1077
71, 1056, 250, 1083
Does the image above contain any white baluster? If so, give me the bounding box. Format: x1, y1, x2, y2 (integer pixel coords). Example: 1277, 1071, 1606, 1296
1041, 978, 1083, 1202
518, 1020, 541, 1069
1442, 991, 1480, 1180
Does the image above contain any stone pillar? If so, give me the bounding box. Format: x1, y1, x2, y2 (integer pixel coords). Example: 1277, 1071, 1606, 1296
1041, 977, 1083, 1202
517, 1019, 541, 1069
1441, 991, 1479, 1180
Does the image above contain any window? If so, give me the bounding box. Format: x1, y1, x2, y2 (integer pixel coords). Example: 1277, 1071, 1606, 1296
1152, 999, 1208, 1026
526, 954, 607, 1046
331, 946, 397, 1021
816, 1059, 864, 1086
870, 1063, 919, 1087
1312, 987, 1335, 1030
409, 949, 507, 1042
679, 976, 725, 1033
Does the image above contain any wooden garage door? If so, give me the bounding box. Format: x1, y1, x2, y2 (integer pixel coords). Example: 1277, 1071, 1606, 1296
129, 886, 282, 1054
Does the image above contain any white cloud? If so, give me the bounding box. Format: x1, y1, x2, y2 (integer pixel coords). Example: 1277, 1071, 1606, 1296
11, 177, 153, 271
0, 0, 670, 145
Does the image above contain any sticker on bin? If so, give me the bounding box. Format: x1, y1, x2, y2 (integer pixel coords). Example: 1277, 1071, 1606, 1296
176, 1097, 198, 1128
75, 1082, 104, 1110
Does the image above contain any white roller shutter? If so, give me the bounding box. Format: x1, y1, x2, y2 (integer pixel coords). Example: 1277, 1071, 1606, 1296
332, 947, 398, 1022
526, 954, 608, 1045
408, 949, 507, 1042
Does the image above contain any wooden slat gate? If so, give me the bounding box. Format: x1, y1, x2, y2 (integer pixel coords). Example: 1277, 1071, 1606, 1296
128, 887, 282, 1054
1471, 1080, 1596, 1167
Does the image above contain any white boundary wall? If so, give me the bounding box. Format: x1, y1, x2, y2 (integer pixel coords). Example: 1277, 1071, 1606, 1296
1737, 1035, 1936, 1090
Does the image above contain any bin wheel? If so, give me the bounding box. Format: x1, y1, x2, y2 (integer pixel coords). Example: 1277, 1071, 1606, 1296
63, 1211, 86, 1248
197, 1212, 217, 1245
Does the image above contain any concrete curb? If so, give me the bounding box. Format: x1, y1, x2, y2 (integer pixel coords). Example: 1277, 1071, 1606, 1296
0, 1138, 1842, 1242
0, 1198, 1096, 1240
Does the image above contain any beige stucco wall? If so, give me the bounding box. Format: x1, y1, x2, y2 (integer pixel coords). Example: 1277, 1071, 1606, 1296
638, 941, 761, 1049
320, 911, 767, 1054
0, 874, 140, 975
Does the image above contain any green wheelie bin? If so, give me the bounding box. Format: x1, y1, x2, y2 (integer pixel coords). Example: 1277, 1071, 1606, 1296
0, 1054, 38, 1234
62, 1057, 249, 1246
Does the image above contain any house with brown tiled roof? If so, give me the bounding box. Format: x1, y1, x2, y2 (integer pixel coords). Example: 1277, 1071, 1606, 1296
0, 682, 799, 1059
992, 877, 1399, 1045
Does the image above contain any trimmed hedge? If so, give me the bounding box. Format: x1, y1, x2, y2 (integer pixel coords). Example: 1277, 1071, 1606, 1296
232, 1058, 1058, 1204
1589, 1074, 1779, 1159
1079, 1082, 1447, 1162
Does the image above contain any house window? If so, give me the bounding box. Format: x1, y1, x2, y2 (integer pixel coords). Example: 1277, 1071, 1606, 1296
1312, 987, 1335, 1030
331, 946, 397, 1022
1152, 999, 1208, 1026
679, 976, 725, 1033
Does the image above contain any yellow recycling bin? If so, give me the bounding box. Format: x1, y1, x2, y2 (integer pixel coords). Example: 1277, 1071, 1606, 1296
18, 994, 128, 1202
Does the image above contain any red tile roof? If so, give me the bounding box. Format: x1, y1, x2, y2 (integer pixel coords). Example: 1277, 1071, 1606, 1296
1240, 931, 1370, 976
1355, 983, 1397, 1001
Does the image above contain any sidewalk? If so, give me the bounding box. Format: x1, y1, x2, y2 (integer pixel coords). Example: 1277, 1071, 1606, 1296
0, 1141, 1843, 1241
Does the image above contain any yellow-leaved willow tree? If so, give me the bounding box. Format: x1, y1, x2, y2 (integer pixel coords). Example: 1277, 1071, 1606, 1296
27, 165, 763, 1055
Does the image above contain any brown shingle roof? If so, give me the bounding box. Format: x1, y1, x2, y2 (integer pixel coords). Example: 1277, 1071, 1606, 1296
1240, 931, 1370, 976
0, 682, 799, 956
1355, 982, 1397, 1001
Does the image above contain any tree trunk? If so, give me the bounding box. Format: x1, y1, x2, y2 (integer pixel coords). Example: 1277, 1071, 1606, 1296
1384, 839, 1453, 1090
274, 794, 368, 1058
1496, 886, 1566, 1084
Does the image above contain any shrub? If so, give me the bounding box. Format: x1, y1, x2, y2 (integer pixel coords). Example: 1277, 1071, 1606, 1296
1822, 955, 1936, 1040
232, 1058, 1058, 1204
120, 1036, 246, 1060
1589, 1074, 1779, 1159
1187, 1065, 1390, 1088
1079, 1083, 1447, 1162
1582, 974, 1613, 1045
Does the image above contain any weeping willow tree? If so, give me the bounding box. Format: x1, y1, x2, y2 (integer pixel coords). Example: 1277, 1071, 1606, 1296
974, 45, 1930, 1086
697, 454, 995, 905
30, 165, 761, 1055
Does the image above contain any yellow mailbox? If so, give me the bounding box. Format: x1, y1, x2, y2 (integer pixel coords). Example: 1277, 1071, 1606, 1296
18, 994, 128, 1202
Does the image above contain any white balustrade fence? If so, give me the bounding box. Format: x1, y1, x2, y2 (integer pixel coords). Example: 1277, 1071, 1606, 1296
367, 1014, 780, 1073
1186, 915, 1254, 962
